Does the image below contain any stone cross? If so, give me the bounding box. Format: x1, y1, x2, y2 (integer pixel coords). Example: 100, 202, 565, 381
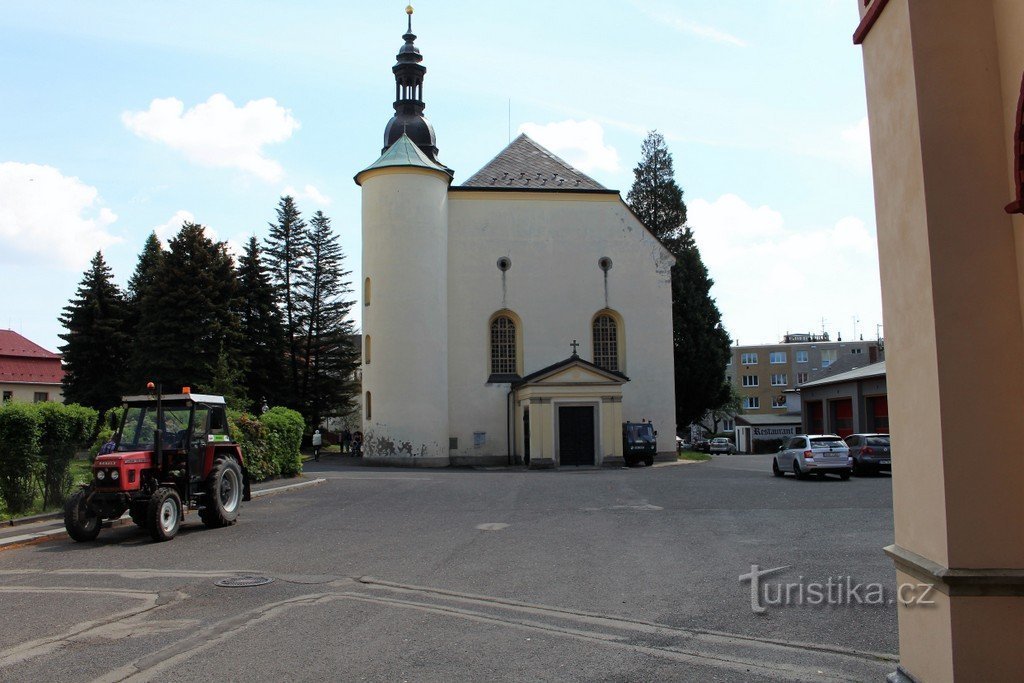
570, 339, 580, 355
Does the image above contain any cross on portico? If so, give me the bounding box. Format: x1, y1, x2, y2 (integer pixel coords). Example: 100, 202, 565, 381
570, 339, 580, 356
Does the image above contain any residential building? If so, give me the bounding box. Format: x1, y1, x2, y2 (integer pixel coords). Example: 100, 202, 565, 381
0, 330, 64, 403
727, 333, 883, 417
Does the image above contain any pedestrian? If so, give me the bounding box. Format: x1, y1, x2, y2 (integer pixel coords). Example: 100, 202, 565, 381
341, 428, 351, 454
352, 430, 363, 458
312, 429, 322, 462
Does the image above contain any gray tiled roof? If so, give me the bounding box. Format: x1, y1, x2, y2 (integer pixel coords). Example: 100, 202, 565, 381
800, 361, 886, 389
461, 134, 607, 190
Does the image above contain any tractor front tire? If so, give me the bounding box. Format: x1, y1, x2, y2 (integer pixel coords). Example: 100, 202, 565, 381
147, 488, 182, 542
199, 456, 243, 528
65, 490, 101, 542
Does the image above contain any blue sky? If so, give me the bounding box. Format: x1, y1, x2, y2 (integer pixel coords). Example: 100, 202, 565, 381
0, 0, 882, 352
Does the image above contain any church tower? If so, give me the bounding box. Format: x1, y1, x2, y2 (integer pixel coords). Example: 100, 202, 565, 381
355, 6, 453, 459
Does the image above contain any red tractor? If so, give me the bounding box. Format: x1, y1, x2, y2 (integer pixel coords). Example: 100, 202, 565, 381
65, 384, 251, 543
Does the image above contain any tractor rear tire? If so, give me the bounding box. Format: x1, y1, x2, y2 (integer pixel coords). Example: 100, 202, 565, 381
147, 488, 181, 542
199, 456, 243, 528
65, 490, 101, 542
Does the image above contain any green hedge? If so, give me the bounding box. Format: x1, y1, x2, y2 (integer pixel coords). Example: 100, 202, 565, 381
227, 411, 276, 482
260, 407, 304, 477
0, 402, 97, 515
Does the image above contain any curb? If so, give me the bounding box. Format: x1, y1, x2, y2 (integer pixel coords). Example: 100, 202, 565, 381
0, 477, 328, 551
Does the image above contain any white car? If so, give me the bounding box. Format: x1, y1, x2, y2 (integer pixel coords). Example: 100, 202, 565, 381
772, 434, 851, 480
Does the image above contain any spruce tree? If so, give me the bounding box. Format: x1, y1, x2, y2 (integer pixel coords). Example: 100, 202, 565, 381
127, 232, 164, 308
295, 211, 360, 429
236, 236, 286, 411
58, 252, 130, 413
130, 222, 242, 392
263, 196, 309, 405
626, 131, 686, 240
627, 131, 732, 429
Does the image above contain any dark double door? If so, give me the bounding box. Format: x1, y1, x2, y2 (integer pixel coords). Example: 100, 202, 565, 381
558, 406, 595, 466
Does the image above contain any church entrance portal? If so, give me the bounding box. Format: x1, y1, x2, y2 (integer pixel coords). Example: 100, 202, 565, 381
558, 406, 595, 466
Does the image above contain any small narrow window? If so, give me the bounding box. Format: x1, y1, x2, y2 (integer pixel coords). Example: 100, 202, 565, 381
365, 391, 372, 420
364, 335, 371, 364
1007, 71, 1024, 214
364, 277, 371, 306
592, 313, 619, 371
490, 315, 517, 375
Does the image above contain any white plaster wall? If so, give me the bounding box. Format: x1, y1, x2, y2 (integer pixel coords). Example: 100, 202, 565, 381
361, 168, 450, 457
446, 192, 677, 456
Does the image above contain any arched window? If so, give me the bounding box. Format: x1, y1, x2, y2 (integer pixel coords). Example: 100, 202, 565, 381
592, 311, 622, 372
364, 277, 371, 306
489, 314, 518, 376
365, 391, 372, 420
364, 335, 371, 364
1007, 71, 1024, 215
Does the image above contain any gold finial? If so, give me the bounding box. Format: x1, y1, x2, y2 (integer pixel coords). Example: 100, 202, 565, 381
406, 4, 414, 14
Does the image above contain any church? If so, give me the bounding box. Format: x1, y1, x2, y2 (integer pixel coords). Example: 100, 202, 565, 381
356, 8, 677, 467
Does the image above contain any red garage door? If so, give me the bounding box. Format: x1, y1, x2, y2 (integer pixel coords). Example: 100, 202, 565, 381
869, 396, 889, 433
832, 399, 853, 438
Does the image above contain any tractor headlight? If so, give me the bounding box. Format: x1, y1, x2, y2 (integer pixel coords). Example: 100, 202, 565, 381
96, 469, 106, 481
110, 470, 119, 481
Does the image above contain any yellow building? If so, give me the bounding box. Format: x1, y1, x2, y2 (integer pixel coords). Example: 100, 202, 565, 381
856, 0, 1024, 679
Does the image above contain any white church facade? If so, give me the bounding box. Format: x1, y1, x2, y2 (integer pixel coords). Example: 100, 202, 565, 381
356, 9, 677, 467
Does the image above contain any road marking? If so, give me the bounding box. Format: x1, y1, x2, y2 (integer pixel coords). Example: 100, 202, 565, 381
475, 523, 509, 531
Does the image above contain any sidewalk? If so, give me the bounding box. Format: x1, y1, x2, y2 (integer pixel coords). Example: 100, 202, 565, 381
0, 476, 326, 550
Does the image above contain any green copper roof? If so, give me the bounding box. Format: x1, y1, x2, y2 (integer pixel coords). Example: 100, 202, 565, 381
355, 133, 453, 185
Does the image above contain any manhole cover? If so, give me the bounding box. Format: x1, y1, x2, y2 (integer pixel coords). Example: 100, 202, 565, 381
215, 575, 274, 588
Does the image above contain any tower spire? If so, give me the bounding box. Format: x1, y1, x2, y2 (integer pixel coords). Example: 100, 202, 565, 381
383, 4, 440, 161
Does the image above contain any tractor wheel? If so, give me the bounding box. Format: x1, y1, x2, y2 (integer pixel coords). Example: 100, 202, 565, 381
199, 456, 243, 528
147, 488, 182, 542
129, 501, 148, 529
64, 490, 101, 542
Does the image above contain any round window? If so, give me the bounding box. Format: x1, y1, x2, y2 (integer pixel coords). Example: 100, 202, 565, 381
497, 257, 512, 272
598, 257, 613, 272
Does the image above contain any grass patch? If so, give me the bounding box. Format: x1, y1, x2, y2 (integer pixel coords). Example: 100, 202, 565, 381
678, 450, 712, 462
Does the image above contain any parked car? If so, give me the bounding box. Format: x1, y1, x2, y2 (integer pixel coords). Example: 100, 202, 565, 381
844, 433, 891, 475
709, 437, 736, 454
693, 438, 711, 453
772, 434, 851, 480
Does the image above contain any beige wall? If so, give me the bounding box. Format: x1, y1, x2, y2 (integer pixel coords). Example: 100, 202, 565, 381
447, 192, 677, 457
859, 0, 1024, 678
0, 383, 63, 404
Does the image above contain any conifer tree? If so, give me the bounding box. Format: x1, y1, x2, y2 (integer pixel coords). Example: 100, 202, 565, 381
263, 196, 309, 404
626, 131, 687, 240
58, 252, 130, 413
129, 222, 242, 391
627, 131, 732, 429
127, 232, 164, 309
295, 211, 360, 429
235, 236, 286, 411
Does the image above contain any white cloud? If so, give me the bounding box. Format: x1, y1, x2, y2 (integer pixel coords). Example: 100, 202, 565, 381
151, 209, 197, 248
631, 1, 748, 47
122, 94, 300, 182
688, 194, 882, 345
151, 210, 247, 261
517, 120, 620, 173
840, 117, 871, 171
283, 184, 332, 206
0, 162, 120, 269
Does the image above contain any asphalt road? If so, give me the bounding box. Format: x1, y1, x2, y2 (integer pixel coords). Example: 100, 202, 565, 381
0, 455, 897, 682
